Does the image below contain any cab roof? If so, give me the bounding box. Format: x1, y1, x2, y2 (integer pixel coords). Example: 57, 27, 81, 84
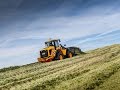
45, 39, 60, 43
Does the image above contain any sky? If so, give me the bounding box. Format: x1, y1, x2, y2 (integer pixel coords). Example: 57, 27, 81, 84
0, 0, 120, 68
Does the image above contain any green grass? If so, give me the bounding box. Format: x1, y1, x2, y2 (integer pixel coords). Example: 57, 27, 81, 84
0, 44, 120, 90
95, 68, 120, 90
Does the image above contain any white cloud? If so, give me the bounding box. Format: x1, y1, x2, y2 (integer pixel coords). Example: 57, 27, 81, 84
21, 12, 120, 40
0, 45, 39, 58
1, 12, 120, 49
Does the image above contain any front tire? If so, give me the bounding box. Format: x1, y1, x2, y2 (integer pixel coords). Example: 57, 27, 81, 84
56, 51, 64, 60
67, 52, 73, 58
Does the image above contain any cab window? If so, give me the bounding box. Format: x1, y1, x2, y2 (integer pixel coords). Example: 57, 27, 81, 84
54, 41, 59, 47
45, 41, 54, 47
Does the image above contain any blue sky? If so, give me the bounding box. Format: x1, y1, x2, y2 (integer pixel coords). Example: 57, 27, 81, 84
0, 0, 120, 68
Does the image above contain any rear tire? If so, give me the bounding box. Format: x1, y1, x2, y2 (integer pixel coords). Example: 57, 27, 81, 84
59, 54, 63, 60
67, 51, 73, 58
68, 52, 72, 58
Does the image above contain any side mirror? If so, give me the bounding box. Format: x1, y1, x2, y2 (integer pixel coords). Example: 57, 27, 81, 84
64, 44, 66, 46
59, 39, 61, 42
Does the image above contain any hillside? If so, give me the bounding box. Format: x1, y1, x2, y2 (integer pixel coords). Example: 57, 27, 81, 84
0, 44, 120, 90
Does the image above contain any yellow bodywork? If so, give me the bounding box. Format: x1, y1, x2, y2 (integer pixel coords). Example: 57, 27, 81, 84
38, 39, 70, 62
38, 46, 67, 62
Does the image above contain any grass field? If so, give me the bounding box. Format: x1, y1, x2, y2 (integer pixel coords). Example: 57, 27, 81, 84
0, 44, 120, 90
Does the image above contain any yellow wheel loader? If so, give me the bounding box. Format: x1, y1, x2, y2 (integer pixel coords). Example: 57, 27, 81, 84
37, 39, 82, 62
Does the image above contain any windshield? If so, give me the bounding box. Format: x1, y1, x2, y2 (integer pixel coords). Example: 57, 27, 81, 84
45, 40, 60, 47
45, 41, 54, 47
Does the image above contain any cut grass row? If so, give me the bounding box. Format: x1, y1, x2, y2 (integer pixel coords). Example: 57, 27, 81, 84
1, 44, 119, 80
1, 48, 119, 88
1, 44, 119, 78
0, 44, 120, 90
0, 54, 103, 89
96, 69, 120, 90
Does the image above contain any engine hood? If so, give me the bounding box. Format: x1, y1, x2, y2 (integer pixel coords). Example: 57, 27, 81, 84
41, 46, 55, 51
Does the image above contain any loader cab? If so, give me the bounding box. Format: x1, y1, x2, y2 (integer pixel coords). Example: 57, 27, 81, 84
45, 39, 60, 48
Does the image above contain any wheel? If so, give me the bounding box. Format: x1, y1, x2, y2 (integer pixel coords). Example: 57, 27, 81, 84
69, 52, 73, 58
59, 54, 63, 60
56, 50, 64, 60
67, 52, 73, 58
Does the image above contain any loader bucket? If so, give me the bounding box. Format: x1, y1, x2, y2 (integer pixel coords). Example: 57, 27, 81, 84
38, 57, 53, 62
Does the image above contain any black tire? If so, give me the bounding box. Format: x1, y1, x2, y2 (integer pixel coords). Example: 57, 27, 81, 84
67, 51, 73, 58
55, 50, 64, 60
58, 54, 64, 60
